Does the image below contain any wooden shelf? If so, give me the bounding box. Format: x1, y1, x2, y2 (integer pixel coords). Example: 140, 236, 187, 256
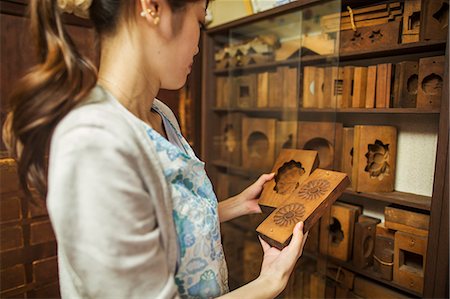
213, 40, 446, 75
212, 107, 440, 115
342, 189, 431, 211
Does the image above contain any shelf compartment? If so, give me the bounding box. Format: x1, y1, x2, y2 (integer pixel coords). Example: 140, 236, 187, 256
213, 41, 446, 75
212, 107, 440, 114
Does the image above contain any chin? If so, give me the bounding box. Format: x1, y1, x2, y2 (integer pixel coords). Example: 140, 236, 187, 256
162, 78, 188, 90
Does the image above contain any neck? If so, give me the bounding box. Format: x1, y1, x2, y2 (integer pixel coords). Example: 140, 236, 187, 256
97, 32, 160, 123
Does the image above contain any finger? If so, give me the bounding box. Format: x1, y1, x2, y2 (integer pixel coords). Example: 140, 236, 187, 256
258, 236, 271, 252
288, 221, 304, 252
256, 173, 275, 186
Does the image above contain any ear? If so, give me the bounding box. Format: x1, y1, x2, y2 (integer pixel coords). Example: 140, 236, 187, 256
139, 0, 162, 25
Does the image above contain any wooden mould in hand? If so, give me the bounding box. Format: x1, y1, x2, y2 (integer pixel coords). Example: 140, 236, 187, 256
259, 149, 319, 209
257, 169, 350, 249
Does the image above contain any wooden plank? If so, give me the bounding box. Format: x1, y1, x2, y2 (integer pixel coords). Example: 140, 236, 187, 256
282, 66, 298, 108
365, 65, 377, 108
393, 231, 428, 294
392, 61, 419, 108
268, 68, 283, 108
257, 72, 269, 108
341, 128, 354, 189
352, 125, 397, 192
257, 169, 350, 249
341, 66, 354, 108
259, 149, 319, 209
375, 63, 393, 108
352, 67, 368, 108
417, 55, 445, 108
384, 205, 430, 232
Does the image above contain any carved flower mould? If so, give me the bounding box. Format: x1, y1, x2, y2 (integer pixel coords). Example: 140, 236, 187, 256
365, 139, 390, 180
273, 160, 306, 195
297, 179, 331, 201
274, 203, 305, 227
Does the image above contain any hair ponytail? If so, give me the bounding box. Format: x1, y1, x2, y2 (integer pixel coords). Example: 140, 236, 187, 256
8, 0, 97, 198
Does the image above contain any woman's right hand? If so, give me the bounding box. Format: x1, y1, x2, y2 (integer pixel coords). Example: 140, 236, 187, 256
258, 222, 309, 295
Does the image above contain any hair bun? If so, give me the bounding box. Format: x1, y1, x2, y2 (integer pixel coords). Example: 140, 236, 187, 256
57, 0, 92, 19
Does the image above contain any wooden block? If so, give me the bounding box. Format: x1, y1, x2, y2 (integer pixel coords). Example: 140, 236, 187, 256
319, 207, 332, 256
304, 220, 320, 252
393, 61, 419, 108
297, 121, 343, 170
340, 20, 401, 53
352, 125, 397, 192
1, 226, 23, 251
384, 205, 430, 236
327, 202, 361, 261
220, 77, 234, 108
0, 264, 26, 292
302, 66, 316, 108
402, 0, 421, 43
353, 276, 410, 299
326, 263, 355, 289
374, 227, 395, 281
257, 169, 350, 249
310, 272, 326, 299
352, 67, 368, 108
394, 231, 428, 293
243, 239, 263, 283
275, 121, 298, 157
242, 117, 276, 171
0, 158, 20, 194
420, 0, 449, 41
215, 76, 225, 107
32, 256, 58, 284
257, 72, 269, 108
365, 65, 377, 108
1, 196, 22, 223
341, 128, 354, 189
220, 113, 243, 166
259, 149, 319, 209
268, 68, 283, 108
30, 221, 55, 245
314, 67, 325, 108
282, 66, 298, 108
323, 66, 343, 109
375, 63, 393, 108
417, 55, 445, 109
341, 66, 354, 108
353, 216, 381, 268
236, 74, 257, 108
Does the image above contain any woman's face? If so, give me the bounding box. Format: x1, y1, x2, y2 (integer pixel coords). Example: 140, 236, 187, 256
157, 1, 206, 90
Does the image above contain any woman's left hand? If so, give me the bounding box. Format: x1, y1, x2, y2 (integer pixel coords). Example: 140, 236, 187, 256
218, 173, 275, 222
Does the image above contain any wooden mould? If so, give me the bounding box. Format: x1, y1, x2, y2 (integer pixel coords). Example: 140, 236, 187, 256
323, 66, 344, 109
375, 63, 393, 108
220, 113, 244, 166
365, 65, 377, 108
352, 125, 397, 192
302, 66, 317, 108
384, 205, 430, 236
339, 20, 401, 53
281, 66, 299, 108
352, 67, 368, 108
268, 68, 283, 108
275, 122, 298, 157
393, 61, 419, 108
327, 202, 361, 262
257, 72, 269, 108
236, 75, 257, 108
259, 149, 319, 209
257, 169, 350, 249
417, 55, 445, 109
297, 121, 343, 170
373, 223, 395, 281
242, 117, 276, 171
341, 128, 354, 189
352, 215, 381, 269
402, 0, 421, 43
215, 76, 233, 108
420, 0, 449, 41
341, 66, 354, 108
393, 231, 428, 294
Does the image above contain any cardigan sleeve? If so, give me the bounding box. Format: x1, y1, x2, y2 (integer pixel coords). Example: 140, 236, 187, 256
47, 123, 179, 299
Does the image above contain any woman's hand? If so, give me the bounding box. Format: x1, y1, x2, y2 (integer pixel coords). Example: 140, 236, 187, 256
258, 222, 309, 293
218, 173, 274, 222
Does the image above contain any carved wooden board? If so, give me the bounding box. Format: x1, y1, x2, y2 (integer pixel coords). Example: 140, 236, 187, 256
402, 0, 421, 43
236, 75, 257, 108
417, 55, 445, 109
297, 121, 343, 170
393, 61, 419, 108
420, 0, 449, 41
393, 231, 428, 294
323, 66, 344, 109
257, 169, 350, 249
352, 125, 397, 192
259, 149, 319, 209
242, 117, 276, 171
220, 113, 244, 166
353, 215, 381, 269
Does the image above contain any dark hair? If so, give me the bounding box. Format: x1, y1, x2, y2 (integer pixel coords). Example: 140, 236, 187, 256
8, 0, 204, 198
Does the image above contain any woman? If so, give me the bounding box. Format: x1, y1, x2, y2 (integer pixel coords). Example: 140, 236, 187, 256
5, 0, 307, 298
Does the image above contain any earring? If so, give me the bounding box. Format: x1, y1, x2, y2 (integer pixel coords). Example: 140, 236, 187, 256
140, 8, 160, 25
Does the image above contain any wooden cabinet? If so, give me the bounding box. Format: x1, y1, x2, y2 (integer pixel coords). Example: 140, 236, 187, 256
201, 1, 448, 298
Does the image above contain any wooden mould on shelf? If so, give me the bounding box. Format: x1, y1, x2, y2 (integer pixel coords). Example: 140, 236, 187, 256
341, 127, 354, 188
417, 55, 445, 109
353, 215, 381, 269
384, 205, 430, 236
259, 149, 319, 209
220, 113, 244, 166
393, 231, 428, 294
275, 121, 298, 157
297, 121, 343, 170
375, 63, 393, 108
373, 222, 395, 281
236, 75, 257, 108
393, 61, 419, 108
257, 169, 350, 249
420, 0, 449, 41
352, 125, 397, 193
242, 117, 276, 171
402, 0, 421, 43
323, 66, 344, 109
